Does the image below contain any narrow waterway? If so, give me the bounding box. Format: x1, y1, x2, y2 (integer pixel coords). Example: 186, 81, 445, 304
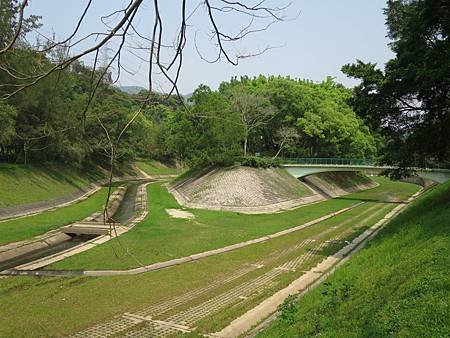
0, 234, 96, 271
1, 181, 146, 272
112, 182, 140, 224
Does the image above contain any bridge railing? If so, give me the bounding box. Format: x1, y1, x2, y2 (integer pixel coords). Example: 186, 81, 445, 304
281, 157, 378, 166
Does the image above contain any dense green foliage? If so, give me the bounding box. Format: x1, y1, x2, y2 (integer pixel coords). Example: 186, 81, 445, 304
0, 1, 153, 167
151, 77, 378, 168
260, 181, 449, 337
342, 0, 449, 169
238, 156, 281, 168
221, 76, 378, 158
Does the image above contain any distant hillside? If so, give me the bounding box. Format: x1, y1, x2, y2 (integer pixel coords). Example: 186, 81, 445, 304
183, 92, 193, 101
118, 86, 146, 95
118, 86, 193, 102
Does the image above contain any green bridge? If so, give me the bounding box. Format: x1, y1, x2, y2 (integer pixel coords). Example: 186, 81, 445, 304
280, 158, 450, 183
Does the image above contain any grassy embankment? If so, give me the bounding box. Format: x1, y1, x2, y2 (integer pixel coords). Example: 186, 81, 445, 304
0, 163, 102, 208
135, 160, 183, 176
50, 176, 418, 270
0, 178, 420, 337
0, 188, 113, 246
259, 181, 450, 338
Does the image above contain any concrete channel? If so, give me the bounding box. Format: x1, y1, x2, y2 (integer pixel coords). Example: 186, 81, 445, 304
0, 179, 152, 272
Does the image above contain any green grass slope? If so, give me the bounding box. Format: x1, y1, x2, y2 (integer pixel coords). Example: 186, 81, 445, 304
259, 181, 450, 338
0, 163, 101, 208
135, 160, 183, 176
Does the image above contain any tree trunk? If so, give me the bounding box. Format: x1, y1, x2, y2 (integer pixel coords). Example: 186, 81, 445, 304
23, 144, 28, 165
243, 137, 248, 156
273, 140, 285, 160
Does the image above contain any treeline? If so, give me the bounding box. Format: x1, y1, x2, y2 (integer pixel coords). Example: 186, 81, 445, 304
0, 61, 152, 166
0, 0, 379, 169
0, 72, 155, 166
0, 62, 380, 168
148, 76, 378, 167
0, 1, 152, 166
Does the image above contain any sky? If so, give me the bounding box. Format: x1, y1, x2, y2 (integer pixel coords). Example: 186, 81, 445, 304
28, 0, 393, 94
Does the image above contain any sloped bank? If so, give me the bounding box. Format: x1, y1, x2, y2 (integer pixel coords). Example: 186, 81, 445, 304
302, 171, 378, 198
256, 182, 448, 338
169, 167, 377, 214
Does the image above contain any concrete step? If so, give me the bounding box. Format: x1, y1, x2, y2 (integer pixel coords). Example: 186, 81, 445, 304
61, 222, 114, 235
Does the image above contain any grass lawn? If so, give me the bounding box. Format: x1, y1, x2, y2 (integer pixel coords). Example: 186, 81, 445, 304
0, 163, 101, 208
0, 188, 111, 246
135, 160, 183, 176
258, 181, 450, 338
0, 181, 414, 337
49, 176, 419, 270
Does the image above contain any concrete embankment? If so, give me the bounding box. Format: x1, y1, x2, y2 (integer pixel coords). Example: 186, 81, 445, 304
169, 166, 323, 213
0, 175, 140, 221
0, 183, 133, 271
170, 167, 377, 213
302, 171, 378, 198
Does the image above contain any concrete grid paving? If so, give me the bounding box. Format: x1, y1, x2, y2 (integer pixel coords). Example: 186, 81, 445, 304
70, 202, 390, 338
170, 167, 325, 213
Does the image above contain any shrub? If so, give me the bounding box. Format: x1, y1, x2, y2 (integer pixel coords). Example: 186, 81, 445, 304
238, 156, 281, 168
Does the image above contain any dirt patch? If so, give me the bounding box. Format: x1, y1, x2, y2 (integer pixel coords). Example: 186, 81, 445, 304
166, 209, 195, 219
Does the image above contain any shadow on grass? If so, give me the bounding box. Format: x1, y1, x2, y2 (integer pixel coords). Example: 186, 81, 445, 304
335, 197, 403, 204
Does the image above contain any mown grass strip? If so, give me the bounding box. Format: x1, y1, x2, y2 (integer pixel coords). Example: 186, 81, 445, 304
135, 160, 182, 176
193, 202, 396, 334
257, 181, 449, 338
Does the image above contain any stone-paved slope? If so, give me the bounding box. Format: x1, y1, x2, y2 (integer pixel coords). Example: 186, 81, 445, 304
169, 167, 322, 213
302, 171, 377, 198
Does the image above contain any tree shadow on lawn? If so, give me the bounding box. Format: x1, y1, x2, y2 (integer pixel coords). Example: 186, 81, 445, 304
335, 196, 404, 204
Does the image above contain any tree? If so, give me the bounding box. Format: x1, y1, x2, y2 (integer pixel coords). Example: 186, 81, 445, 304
272, 126, 299, 159
342, 0, 450, 169
0, 0, 40, 49
219, 76, 378, 158
0, 102, 16, 160
0, 0, 292, 214
228, 87, 276, 156
160, 85, 242, 167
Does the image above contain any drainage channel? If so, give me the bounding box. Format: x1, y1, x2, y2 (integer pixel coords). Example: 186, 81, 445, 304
0, 180, 145, 272
0, 234, 96, 272
111, 182, 140, 224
